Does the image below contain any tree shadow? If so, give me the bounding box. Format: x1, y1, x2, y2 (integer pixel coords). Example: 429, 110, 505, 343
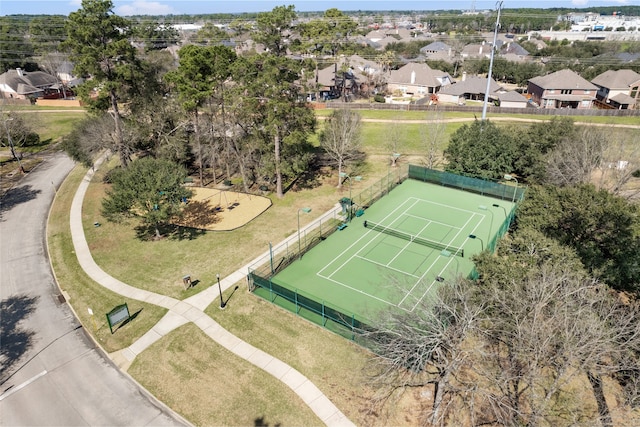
0, 294, 38, 383
254, 416, 281, 427
179, 200, 222, 229
286, 159, 328, 192
0, 185, 42, 220
134, 223, 207, 241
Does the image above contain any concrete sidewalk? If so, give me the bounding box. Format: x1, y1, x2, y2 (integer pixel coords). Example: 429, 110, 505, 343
69, 156, 354, 427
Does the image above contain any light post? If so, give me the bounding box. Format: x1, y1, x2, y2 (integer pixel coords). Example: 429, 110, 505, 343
4, 117, 25, 174
216, 273, 225, 309
503, 174, 519, 203
297, 207, 312, 256
468, 234, 484, 251
478, 205, 494, 243
482, 0, 504, 121
493, 203, 506, 218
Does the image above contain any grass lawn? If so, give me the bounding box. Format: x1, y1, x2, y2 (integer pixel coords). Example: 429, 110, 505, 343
83, 156, 356, 299
128, 323, 326, 427
48, 165, 168, 352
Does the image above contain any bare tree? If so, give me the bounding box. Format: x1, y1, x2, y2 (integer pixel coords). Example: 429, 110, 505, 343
361, 234, 640, 426
320, 108, 362, 188
545, 126, 606, 187
360, 278, 483, 427
593, 129, 640, 199
420, 109, 446, 169
384, 118, 406, 170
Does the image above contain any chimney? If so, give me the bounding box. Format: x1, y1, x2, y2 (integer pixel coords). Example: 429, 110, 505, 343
411, 70, 416, 84
16, 68, 24, 76
462, 71, 467, 82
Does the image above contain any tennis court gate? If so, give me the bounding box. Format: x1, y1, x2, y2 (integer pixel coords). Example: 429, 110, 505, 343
247, 168, 409, 340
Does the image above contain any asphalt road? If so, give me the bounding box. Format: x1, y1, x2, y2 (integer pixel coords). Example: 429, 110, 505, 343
0, 152, 187, 426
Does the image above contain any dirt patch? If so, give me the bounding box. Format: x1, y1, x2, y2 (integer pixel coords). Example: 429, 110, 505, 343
175, 187, 272, 231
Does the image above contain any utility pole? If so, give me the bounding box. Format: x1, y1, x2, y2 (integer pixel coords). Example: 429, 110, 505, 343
482, 1, 504, 121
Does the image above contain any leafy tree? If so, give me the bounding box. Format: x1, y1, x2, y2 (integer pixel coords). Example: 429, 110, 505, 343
102, 157, 192, 239
230, 53, 315, 198
320, 109, 362, 187
444, 119, 517, 180
298, 9, 358, 97
511, 116, 576, 183
165, 44, 236, 185
252, 5, 297, 57
516, 184, 640, 293
63, 0, 141, 167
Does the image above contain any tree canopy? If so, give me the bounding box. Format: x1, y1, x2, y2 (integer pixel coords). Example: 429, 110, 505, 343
102, 157, 193, 239
63, 0, 142, 167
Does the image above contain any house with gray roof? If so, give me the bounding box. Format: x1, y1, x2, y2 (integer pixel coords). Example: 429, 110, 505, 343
460, 42, 493, 60
420, 41, 455, 62
527, 69, 598, 109
387, 63, 452, 98
491, 90, 529, 108
436, 75, 502, 105
591, 69, 640, 110
499, 42, 530, 62
0, 68, 58, 99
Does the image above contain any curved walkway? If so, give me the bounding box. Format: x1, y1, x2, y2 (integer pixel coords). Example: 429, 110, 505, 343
69, 155, 354, 427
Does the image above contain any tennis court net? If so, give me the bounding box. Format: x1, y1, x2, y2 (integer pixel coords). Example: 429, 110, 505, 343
364, 221, 464, 257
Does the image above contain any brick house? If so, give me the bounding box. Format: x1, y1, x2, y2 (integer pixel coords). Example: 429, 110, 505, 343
591, 69, 640, 110
527, 69, 598, 109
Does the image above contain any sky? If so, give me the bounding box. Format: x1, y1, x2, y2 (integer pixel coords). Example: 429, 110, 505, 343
0, 0, 635, 16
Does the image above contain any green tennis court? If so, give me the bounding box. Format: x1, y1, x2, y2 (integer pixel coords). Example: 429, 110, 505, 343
270, 178, 516, 322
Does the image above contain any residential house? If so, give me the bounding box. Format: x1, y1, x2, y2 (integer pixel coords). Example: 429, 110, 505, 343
436, 75, 502, 104
491, 90, 529, 108
460, 41, 494, 60
387, 63, 453, 98
308, 55, 382, 100
420, 41, 455, 62
591, 69, 640, 110
499, 42, 530, 62
527, 69, 598, 109
0, 68, 58, 100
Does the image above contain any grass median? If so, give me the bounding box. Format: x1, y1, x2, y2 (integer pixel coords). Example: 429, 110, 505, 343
47, 165, 167, 352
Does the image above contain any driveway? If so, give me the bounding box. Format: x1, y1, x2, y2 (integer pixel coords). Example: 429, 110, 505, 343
0, 151, 187, 426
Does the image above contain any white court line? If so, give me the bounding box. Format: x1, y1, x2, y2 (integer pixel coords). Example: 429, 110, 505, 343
407, 196, 479, 214
0, 370, 48, 401
317, 198, 421, 278
317, 269, 398, 306
407, 212, 484, 312
317, 196, 485, 311
404, 213, 462, 230
353, 254, 422, 279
